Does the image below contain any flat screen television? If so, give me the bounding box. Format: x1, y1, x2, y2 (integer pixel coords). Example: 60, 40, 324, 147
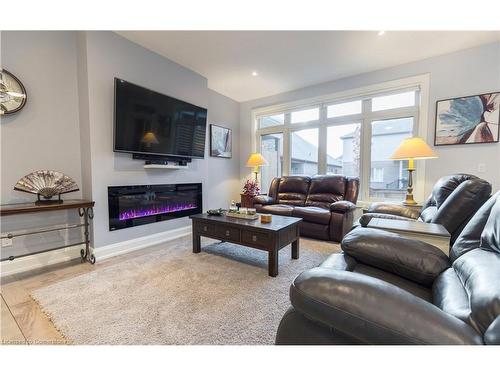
114, 78, 207, 159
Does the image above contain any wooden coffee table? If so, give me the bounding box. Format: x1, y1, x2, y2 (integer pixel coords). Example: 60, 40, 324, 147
190, 214, 302, 277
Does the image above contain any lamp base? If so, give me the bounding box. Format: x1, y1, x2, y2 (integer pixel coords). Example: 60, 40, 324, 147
402, 194, 418, 206
403, 166, 417, 206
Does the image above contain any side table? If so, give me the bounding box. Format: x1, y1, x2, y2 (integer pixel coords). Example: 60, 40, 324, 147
367, 218, 451, 256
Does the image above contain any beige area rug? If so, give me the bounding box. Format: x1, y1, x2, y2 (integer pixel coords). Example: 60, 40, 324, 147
31, 235, 339, 345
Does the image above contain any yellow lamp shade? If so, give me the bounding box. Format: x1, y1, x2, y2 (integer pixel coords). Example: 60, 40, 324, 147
246, 153, 269, 167
390, 137, 438, 160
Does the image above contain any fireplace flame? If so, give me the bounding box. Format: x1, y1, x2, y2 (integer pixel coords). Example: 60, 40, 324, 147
119, 203, 197, 221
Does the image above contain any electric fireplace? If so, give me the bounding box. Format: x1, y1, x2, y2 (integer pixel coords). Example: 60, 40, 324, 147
108, 183, 202, 231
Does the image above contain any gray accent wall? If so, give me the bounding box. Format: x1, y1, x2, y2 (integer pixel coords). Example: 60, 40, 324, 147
1, 31, 241, 256
1, 31, 84, 259
239, 42, 500, 197
1, 31, 83, 204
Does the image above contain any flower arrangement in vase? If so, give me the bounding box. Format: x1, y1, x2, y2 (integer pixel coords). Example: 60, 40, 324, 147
241, 179, 260, 208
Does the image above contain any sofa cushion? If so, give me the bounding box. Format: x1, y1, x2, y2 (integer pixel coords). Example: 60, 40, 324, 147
419, 206, 437, 223
305, 175, 345, 209
480, 193, 500, 254
453, 248, 500, 333
424, 174, 478, 209
292, 206, 331, 225
277, 176, 310, 206
257, 204, 294, 216
433, 268, 472, 325
451, 192, 499, 262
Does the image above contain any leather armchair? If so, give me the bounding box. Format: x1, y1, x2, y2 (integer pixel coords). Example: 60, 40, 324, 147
254, 175, 359, 242
359, 174, 492, 243
276, 191, 500, 345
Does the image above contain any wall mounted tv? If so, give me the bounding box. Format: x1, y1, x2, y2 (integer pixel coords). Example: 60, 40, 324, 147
113, 78, 207, 160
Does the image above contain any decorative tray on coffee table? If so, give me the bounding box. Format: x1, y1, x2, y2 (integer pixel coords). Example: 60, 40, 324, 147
225, 211, 259, 220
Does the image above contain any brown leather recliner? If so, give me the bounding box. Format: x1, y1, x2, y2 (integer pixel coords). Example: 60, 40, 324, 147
253, 175, 359, 242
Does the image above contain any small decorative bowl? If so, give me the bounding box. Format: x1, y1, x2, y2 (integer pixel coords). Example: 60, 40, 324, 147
260, 214, 272, 223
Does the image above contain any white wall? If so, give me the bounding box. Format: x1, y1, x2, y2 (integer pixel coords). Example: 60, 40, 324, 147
239, 42, 500, 198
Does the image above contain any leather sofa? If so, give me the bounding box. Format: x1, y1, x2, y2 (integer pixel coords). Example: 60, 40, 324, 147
253, 175, 359, 242
360, 174, 491, 244
276, 191, 500, 345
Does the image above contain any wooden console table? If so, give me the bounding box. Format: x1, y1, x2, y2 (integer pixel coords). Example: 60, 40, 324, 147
0, 199, 96, 264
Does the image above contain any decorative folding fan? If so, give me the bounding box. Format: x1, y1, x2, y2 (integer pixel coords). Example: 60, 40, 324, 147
14, 170, 79, 204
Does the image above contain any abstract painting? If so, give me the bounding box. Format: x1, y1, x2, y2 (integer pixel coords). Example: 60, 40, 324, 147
435, 92, 499, 145
210, 124, 232, 158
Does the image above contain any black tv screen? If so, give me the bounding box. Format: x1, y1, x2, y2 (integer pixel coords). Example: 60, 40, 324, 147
114, 78, 207, 159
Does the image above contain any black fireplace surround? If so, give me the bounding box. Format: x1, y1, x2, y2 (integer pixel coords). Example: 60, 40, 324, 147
108, 183, 202, 231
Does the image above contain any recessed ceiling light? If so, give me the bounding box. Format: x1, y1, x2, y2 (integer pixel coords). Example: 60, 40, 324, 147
378, 31, 385, 36
252, 71, 258, 76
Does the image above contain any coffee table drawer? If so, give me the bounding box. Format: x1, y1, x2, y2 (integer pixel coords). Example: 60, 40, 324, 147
196, 223, 216, 236
215, 226, 241, 241
242, 230, 271, 249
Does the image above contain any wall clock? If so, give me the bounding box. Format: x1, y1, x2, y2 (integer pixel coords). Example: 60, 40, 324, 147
0, 69, 27, 115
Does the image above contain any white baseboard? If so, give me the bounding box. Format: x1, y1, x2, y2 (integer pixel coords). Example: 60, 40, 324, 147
0, 225, 191, 277
93, 225, 191, 261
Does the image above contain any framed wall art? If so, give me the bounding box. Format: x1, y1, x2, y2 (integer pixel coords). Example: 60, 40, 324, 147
210, 124, 232, 158
435, 92, 499, 146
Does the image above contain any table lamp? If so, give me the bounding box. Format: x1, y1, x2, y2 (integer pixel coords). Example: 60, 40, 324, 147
246, 153, 269, 182
390, 137, 437, 206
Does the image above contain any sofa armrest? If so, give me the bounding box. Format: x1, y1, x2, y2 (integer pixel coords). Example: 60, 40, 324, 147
253, 195, 275, 206
290, 268, 482, 345
330, 200, 356, 214
341, 228, 450, 286
359, 212, 416, 227
367, 202, 421, 219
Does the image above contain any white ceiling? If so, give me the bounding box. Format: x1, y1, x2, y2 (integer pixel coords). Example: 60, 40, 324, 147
116, 31, 500, 102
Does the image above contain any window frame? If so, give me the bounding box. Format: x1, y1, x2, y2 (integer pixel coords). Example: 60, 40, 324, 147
252, 74, 430, 205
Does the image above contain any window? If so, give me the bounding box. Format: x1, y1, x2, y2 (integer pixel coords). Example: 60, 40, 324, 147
372, 91, 416, 111
327, 100, 362, 118
254, 76, 426, 203
260, 133, 283, 193
371, 167, 384, 182
291, 128, 319, 175
291, 108, 319, 123
326, 123, 360, 176
370, 117, 413, 200
259, 114, 284, 129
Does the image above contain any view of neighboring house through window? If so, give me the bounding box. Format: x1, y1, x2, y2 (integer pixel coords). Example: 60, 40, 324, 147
326, 123, 361, 176
260, 133, 283, 193
254, 81, 422, 202
370, 117, 413, 200
291, 128, 319, 175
